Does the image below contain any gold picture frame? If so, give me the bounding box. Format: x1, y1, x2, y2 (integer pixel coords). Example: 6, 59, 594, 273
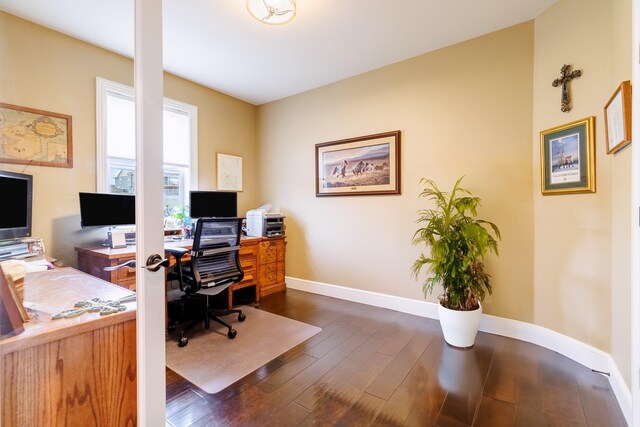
604, 80, 632, 155
0, 102, 73, 168
540, 116, 595, 195
315, 130, 401, 196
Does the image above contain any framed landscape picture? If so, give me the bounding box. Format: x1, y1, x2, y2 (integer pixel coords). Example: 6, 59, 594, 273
0, 102, 73, 168
540, 116, 595, 195
315, 130, 401, 197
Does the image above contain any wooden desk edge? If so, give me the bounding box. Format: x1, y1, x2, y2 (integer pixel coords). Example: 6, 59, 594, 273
0, 268, 137, 355
1, 309, 136, 355
75, 235, 263, 259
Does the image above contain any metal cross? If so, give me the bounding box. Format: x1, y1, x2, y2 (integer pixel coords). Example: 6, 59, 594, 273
552, 64, 582, 112
52, 295, 136, 319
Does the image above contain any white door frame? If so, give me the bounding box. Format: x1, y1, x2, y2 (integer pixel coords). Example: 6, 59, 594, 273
134, 0, 167, 424
631, 0, 639, 425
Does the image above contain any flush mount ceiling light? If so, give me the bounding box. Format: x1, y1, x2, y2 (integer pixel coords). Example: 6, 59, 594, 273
246, 0, 296, 25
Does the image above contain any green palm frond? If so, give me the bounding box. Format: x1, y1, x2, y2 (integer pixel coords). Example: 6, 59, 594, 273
412, 177, 501, 311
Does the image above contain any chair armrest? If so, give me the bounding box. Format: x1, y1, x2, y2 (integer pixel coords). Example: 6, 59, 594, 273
166, 247, 189, 292
166, 247, 189, 258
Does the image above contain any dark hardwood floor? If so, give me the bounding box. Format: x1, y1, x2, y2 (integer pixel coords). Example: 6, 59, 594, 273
165, 289, 626, 427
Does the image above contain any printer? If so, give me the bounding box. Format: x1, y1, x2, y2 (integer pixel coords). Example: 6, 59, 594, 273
246, 204, 285, 238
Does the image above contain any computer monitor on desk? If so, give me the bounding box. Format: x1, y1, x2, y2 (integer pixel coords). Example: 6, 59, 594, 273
189, 191, 237, 218
79, 193, 136, 228
0, 171, 34, 259
79, 193, 136, 248
0, 171, 33, 241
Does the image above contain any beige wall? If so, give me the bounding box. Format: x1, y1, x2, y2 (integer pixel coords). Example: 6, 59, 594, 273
257, 22, 536, 322
609, 0, 633, 388
532, 0, 631, 386
0, 12, 257, 267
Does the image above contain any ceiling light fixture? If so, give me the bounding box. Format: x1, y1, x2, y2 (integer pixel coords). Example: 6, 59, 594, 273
246, 0, 296, 25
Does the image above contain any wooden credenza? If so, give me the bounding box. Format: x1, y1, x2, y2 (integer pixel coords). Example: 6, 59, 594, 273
0, 268, 137, 426
75, 235, 286, 306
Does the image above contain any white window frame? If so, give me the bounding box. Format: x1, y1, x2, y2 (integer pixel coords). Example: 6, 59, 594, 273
95, 77, 198, 198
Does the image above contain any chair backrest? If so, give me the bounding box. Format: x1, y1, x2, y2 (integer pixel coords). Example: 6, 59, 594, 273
190, 217, 244, 289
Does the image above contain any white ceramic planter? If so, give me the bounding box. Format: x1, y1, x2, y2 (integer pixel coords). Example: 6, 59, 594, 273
438, 302, 482, 348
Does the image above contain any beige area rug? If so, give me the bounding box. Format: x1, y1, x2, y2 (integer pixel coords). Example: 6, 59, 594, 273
165, 306, 321, 394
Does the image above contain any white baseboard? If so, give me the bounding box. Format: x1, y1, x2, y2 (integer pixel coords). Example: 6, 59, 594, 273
286, 276, 631, 424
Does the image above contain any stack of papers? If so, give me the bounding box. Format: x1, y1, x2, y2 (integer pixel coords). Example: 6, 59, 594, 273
0, 259, 51, 281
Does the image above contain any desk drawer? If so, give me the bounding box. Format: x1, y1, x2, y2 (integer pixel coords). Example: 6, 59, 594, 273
240, 254, 257, 272
240, 244, 258, 257
238, 266, 256, 285
259, 262, 277, 286
117, 264, 137, 282
259, 241, 277, 264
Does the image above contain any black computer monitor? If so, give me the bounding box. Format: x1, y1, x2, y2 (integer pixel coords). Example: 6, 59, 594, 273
79, 192, 136, 227
0, 171, 33, 240
189, 191, 237, 218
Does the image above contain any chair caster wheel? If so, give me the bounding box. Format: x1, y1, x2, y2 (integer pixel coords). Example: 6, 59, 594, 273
228, 329, 237, 339
238, 313, 246, 322
168, 324, 176, 333
178, 336, 188, 347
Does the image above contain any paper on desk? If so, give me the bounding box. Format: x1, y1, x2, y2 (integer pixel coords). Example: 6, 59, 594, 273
27, 259, 52, 268
0, 259, 48, 281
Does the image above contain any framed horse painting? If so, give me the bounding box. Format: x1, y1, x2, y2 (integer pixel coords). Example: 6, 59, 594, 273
315, 130, 401, 197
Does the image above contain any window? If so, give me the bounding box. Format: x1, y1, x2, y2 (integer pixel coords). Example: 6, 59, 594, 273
96, 78, 198, 217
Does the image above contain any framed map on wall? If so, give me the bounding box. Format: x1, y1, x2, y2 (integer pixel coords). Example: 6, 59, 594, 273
0, 102, 73, 168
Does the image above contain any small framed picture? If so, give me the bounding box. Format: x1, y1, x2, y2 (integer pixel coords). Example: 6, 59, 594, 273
315, 131, 401, 196
540, 116, 595, 195
0, 268, 26, 337
216, 153, 243, 191
604, 80, 632, 154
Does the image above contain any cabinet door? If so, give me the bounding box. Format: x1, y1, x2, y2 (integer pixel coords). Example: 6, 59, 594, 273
260, 262, 277, 286
259, 241, 278, 264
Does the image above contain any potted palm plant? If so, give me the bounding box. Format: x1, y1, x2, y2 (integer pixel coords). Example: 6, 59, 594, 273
411, 177, 500, 347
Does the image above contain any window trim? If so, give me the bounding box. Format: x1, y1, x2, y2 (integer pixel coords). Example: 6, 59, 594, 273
95, 77, 198, 196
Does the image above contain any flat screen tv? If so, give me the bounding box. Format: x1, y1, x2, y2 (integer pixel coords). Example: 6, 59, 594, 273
189, 191, 237, 218
79, 192, 136, 227
0, 171, 33, 240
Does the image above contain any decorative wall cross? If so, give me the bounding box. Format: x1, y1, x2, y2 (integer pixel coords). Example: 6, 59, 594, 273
552, 64, 582, 112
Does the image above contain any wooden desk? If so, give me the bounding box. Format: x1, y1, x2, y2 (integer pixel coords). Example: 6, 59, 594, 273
75, 235, 286, 307
0, 268, 137, 426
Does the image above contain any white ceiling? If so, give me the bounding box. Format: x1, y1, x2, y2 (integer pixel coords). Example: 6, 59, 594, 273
0, 0, 557, 105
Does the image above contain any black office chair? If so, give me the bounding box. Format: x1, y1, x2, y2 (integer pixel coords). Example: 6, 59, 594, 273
166, 217, 246, 347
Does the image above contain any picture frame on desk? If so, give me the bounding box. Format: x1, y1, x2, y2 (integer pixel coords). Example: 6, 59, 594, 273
0, 267, 26, 336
